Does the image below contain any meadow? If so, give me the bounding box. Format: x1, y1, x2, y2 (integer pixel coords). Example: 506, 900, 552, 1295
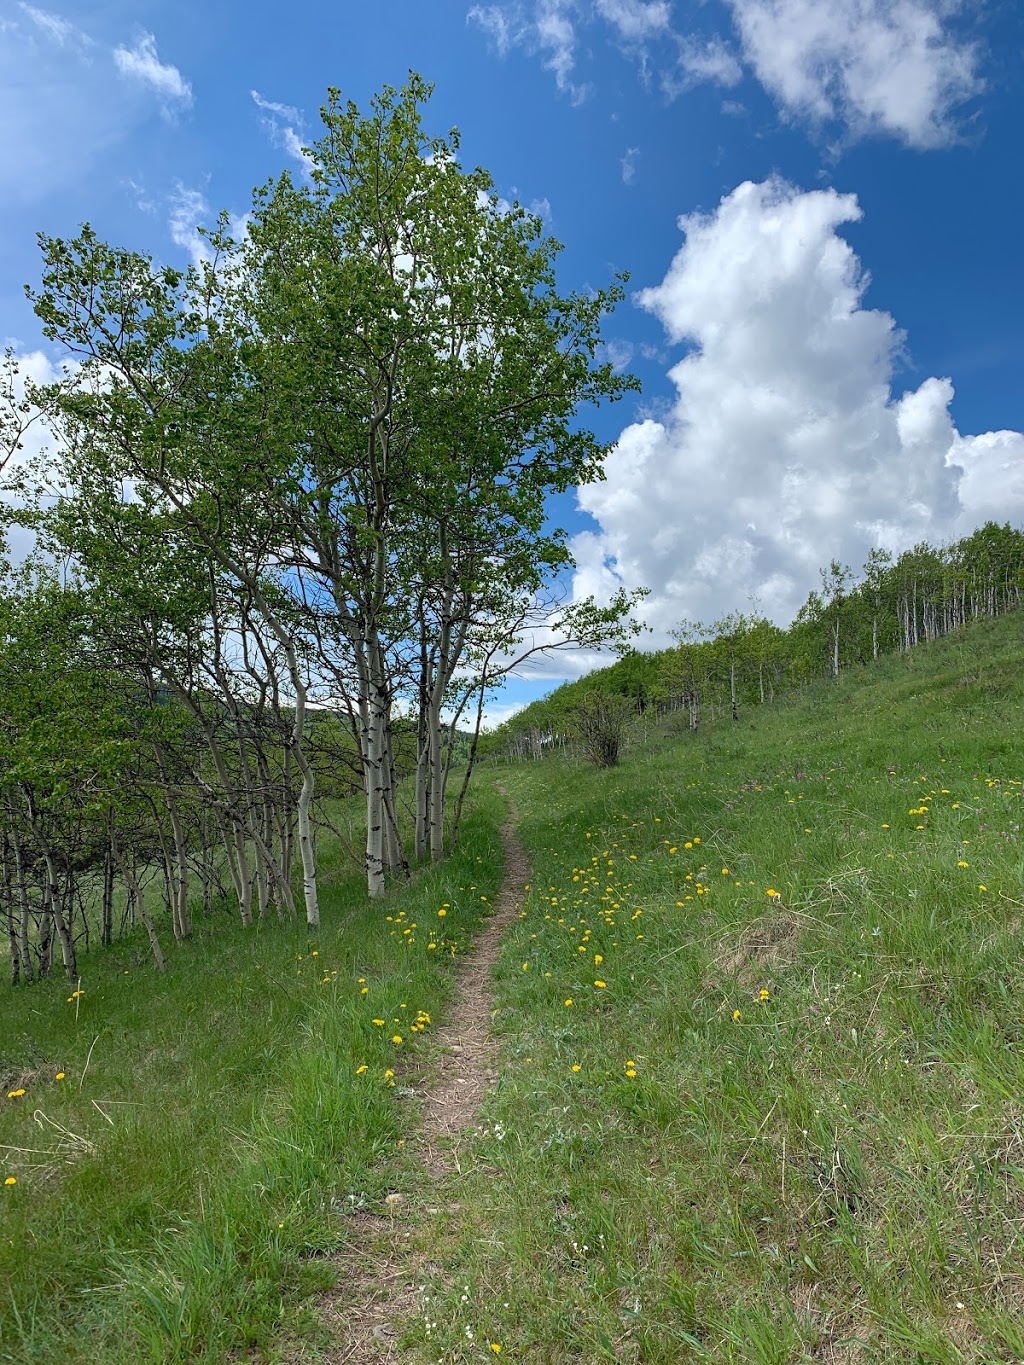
403, 613, 1024, 1363
3, 612, 1024, 1362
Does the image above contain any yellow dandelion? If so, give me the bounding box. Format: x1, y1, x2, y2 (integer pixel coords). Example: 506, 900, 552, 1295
391, 1035, 403, 1044
7, 1089, 25, 1099
564, 998, 574, 1006
594, 953, 603, 965
572, 1064, 581, 1072
55, 1072, 65, 1081
732, 1009, 742, 1021
766, 888, 779, 899
355, 1064, 368, 1075
491, 1347, 502, 1356
978, 884, 987, 892
4, 1177, 15, 1186
594, 979, 607, 988
522, 962, 529, 971
759, 988, 770, 1000
625, 1069, 637, 1078
437, 908, 447, 917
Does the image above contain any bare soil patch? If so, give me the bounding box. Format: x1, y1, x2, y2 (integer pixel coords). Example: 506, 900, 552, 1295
294, 821, 530, 1363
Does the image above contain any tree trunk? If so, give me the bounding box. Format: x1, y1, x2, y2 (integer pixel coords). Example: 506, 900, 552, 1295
11, 830, 34, 982
111, 834, 166, 972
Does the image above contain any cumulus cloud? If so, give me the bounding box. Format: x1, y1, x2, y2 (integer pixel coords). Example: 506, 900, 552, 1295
724, 0, 982, 147
571, 178, 1024, 640
113, 32, 192, 112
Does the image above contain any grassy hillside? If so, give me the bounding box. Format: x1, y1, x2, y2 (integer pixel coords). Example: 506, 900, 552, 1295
407, 613, 1024, 1362
0, 791, 507, 1363
2, 612, 1023, 1363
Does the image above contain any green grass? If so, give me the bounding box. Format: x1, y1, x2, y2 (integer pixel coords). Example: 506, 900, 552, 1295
3, 615, 1024, 1363
403, 615, 1024, 1363
0, 787, 506, 1363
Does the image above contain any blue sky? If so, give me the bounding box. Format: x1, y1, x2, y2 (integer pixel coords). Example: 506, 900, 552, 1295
2, 0, 1022, 721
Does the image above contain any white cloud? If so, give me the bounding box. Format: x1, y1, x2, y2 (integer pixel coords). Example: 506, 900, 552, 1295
113, 32, 192, 112
0, 346, 65, 565
18, 3, 88, 47
167, 183, 213, 267
468, 0, 984, 147
594, 0, 671, 42
725, 0, 982, 147
0, 11, 123, 202
600, 338, 635, 372
571, 178, 1024, 640
668, 34, 743, 92
621, 145, 639, 183
251, 90, 309, 169
536, 0, 592, 102
166, 183, 250, 269
468, 1, 592, 103
467, 3, 517, 55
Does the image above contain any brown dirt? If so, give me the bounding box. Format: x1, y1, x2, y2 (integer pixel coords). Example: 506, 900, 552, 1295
294, 821, 530, 1364
705, 905, 810, 994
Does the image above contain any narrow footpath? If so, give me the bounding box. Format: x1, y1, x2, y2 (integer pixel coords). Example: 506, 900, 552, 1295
303, 820, 531, 1364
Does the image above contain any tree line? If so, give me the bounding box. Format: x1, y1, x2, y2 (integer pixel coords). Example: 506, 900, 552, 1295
0, 76, 640, 982
492, 521, 1024, 760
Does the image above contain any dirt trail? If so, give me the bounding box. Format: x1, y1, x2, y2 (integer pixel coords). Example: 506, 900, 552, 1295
307, 821, 530, 1363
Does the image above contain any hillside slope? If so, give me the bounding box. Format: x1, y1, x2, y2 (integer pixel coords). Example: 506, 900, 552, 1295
403, 612, 1024, 1362
2, 613, 1022, 1363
